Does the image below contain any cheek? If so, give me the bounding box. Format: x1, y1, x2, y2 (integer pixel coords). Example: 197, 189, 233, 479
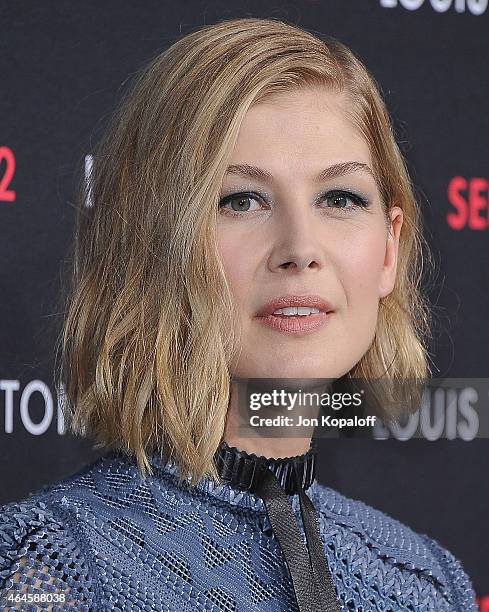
338, 228, 387, 303
217, 231, 255, 301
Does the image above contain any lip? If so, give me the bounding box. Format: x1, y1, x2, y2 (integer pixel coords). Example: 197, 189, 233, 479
255, 294, 334, 317
255, 294, 334, 335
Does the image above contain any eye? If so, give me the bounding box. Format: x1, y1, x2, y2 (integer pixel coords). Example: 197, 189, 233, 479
218, 192, 265, 217
218, 188, 370, 218
321, 189, 369, 212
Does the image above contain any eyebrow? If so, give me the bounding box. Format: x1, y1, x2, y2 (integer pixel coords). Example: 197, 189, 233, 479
225, 161, 375, 183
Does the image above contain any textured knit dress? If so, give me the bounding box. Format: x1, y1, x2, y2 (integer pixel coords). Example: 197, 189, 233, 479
0, 442, 477, 611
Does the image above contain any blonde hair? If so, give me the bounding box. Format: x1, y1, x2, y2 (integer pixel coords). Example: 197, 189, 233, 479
55, 17, 434, 486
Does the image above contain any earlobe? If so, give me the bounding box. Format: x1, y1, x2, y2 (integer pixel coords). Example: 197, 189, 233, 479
379, 207, 403, 298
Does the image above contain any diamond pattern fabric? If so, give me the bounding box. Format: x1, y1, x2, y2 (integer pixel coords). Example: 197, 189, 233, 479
0, 451, 477, 611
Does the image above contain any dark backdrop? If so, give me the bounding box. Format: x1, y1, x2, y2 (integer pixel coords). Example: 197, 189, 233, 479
0, 0, 487, 605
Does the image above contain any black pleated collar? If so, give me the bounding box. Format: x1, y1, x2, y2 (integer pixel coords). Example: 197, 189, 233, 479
213, 438, 317, 496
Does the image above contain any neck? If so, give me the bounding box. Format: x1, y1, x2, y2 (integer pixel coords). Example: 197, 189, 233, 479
224, 380, 321, 458
223, 436, 312, 459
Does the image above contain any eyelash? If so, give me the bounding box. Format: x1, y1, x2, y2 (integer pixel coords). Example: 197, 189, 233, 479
218, 189, 370, 218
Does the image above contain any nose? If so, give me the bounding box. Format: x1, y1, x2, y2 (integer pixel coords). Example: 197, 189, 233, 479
268, 199, 323, 273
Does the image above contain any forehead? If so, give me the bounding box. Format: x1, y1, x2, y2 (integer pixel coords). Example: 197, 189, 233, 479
230, 88, 371, 172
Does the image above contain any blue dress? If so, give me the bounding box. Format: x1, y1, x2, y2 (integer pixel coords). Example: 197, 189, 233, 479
0, 450, 477, 611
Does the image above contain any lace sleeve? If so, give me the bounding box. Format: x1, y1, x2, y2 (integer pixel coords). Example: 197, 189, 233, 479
0, 499, 97, 611
421, 534, 478, 612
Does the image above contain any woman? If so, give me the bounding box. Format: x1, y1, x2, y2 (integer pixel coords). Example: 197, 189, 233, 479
0, 17, 476, 611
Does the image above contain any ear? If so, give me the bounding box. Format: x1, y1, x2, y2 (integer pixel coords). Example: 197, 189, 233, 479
379, 206, 403, 298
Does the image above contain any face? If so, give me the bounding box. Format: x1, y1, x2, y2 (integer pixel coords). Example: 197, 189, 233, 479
216, 87, 403, 381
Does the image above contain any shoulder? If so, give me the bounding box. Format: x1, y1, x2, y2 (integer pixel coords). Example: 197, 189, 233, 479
311, 481, 477, 611
0, 456, 117, 610
0, 496, 97, 610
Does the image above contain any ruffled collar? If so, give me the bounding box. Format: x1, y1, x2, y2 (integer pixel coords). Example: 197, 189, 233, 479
147, 439, 320, 514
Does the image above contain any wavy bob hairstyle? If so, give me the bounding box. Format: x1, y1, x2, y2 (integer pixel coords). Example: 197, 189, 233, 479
56, 17, 434, 485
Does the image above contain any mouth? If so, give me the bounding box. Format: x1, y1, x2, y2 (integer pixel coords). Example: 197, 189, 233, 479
255, 295, 334, 334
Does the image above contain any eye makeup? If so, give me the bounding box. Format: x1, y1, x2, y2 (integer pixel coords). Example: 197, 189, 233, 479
219, 185, 273, 204
218, 183, 372, 218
